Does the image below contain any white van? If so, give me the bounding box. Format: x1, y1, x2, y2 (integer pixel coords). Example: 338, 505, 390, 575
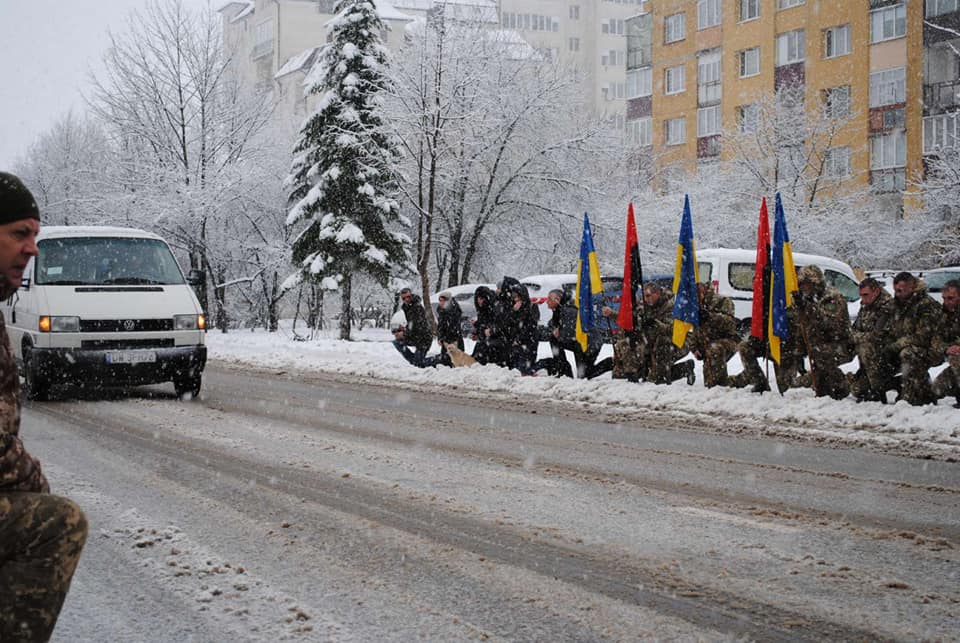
696, 248, 861, 333
1, 226, 207, 400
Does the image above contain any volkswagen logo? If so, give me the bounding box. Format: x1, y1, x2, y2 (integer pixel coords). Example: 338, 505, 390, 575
122, 319, 136, 331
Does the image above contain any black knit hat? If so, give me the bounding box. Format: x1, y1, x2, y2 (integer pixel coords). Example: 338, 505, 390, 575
0, 172, 40, 225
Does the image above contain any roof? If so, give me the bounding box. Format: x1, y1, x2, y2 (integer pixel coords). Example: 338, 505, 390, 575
38, 226, 163, 241
276, 47, 320, 79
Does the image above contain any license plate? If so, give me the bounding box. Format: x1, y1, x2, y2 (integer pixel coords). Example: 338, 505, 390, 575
106, 351, 157, 365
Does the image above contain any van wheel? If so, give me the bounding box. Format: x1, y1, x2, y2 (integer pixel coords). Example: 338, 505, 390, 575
23, 349, 50, 401
174, 375, 202, 400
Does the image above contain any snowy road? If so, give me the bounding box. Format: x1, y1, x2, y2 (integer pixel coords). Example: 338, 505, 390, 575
25, 363, 960, 641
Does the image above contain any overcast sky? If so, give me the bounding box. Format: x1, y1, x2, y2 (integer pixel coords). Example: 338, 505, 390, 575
0, 0, 212, 169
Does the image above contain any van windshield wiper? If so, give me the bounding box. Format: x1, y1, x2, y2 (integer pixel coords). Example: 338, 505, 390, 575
101, 277, 165, 285
42, 280, 93, 285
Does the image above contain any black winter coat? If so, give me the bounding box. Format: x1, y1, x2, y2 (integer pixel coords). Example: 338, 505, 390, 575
436, 297, 465, 351
401, 294, 433, 351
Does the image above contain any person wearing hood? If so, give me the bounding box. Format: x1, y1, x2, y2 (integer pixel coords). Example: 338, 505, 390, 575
417, 291, 465, 368
393, 287, 433, 367
884, 271, 941, 405
470, 286, 499, 365
794, 265, 855, 400
0, 172, 87, 641
484, 276, 522, 369
507, 281, 540, 374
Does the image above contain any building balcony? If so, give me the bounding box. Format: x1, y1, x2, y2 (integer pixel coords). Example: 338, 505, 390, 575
924, 79, 960, 115
251, 39, 274, 61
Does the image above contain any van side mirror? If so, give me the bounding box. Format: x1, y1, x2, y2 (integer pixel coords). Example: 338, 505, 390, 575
187, 269, 204, 287
20, 277, 30, 290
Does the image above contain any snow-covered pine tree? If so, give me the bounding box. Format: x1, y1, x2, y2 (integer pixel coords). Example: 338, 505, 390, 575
285, 0, 410, 340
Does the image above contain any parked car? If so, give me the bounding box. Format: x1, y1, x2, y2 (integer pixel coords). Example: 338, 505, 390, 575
695, 248, 861, 334
0, 226, 207, 400
919, 267, 960, 303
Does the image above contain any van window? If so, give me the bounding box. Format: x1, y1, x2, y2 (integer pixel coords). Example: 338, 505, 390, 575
728, 263, 754, 291
824, 269, 859, 302
37, 237, 186, 286
697, 262, 712, 283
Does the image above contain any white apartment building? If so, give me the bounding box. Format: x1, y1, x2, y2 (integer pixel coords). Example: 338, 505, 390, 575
219, 0, 647, 135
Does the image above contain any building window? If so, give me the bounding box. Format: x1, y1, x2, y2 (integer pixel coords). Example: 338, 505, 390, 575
823, 85, 851, 118
666, 117, 686, 145
569, 37, 580, 51
870, 67, 906, 107
698, 50, 722, 105
627, 67, 652, 98
871, 168, 905, 192
698, 0, 722, 29
665, 13, 686, 43
739, 48, 760, 77
870, 4, 906, 43
778, 0, 804, 8
740, 0, 760, 21
665, 65, 686, 94
923, 113, 960, 153
824, 25, 851, 58
252, 19, 274, 59
871, 130, 906, 169
738, 104, 760, 132
824, 147, 851, 177
698, 105, 722, 137
602, 50, 625, 66
776, 30, 805, 67
627, 117, 653, 146
569, 5, 580, 19
927, 0, 960, 17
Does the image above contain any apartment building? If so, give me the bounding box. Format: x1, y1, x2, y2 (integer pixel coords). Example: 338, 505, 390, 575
624, 0, 960, 207
497, 0, 649, 124
220, 0, 655, 139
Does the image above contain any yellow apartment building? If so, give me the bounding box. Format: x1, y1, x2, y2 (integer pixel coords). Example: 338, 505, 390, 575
626, 0, 960, 208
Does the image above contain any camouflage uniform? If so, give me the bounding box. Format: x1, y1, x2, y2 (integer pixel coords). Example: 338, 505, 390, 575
932, 298, 960, 405
0, 311, 88, 642
849, 289, 897, 402
794, 266, 855, 400
886, 281, 941, 406
610, 290, 685, 383
731, 307, 805, 393
687, 288, 739, 387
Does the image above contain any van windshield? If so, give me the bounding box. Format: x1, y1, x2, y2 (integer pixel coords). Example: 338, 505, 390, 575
36, 237, 185, 286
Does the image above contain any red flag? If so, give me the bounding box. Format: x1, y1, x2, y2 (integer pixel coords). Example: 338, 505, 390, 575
750, 197, 771, 340
617, 203, 643, 331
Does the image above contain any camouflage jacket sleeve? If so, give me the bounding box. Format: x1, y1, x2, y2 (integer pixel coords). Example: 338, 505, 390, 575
932, 308, 960, 357
0, 318, 49, 493
810, 289, 852, 344
893, 295, 942, 352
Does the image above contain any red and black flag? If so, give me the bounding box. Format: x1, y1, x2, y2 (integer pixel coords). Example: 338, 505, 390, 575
617, 202, 644, 332
750, 197, 771, 340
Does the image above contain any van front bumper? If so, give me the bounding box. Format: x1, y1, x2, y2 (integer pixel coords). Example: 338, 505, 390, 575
28, 345, 207, 387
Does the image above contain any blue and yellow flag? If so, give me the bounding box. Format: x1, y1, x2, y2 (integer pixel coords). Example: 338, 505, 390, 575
672, 195, 700, 349
575, 212, 604, 352
768, 193, 798, 364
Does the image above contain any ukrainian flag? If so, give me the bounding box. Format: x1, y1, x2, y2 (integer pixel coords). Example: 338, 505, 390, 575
575, 213, 604, 352
768, 193, 798, 364
672, 195, 700, 349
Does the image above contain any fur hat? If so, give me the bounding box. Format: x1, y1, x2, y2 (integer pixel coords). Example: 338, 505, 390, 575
0, 172, 40, 225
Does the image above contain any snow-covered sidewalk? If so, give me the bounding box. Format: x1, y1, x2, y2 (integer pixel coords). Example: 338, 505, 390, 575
206, 328, 960, 460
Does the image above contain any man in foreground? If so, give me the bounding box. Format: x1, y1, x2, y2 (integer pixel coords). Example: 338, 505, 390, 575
0, 171, 87, 641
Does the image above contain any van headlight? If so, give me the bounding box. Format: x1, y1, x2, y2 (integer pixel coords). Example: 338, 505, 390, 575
39, 316, 80, 333
174, 314, 205, 330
